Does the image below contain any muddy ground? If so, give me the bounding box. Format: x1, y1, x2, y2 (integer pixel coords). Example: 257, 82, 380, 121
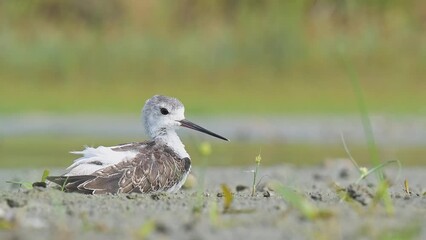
0, 161, 425, 240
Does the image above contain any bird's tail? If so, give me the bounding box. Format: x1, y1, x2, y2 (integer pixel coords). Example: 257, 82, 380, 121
47, 175, 96, 194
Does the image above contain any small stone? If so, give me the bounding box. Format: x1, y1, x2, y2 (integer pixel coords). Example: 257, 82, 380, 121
155, 222, 168, 233
32, 182, 47, 188
126, 194, 137, 200
346, 184, 373, 206
263, 191, 271, 198
216, 192, 223, 197
309, 192, 322, 201
236, 185, 249, 192
6, 198, 27, 208
339, 168, 349, 179
151, 194, 160, 201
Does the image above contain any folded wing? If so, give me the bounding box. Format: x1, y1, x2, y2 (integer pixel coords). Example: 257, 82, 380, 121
48, 143, 190, 194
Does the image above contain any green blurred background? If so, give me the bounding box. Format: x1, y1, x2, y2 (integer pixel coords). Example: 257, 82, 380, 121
1, 0, 425, 168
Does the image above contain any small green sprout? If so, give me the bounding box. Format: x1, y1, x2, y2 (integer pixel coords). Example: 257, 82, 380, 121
340, 133, 400, 215
371, 180, 394, 215
251, 152, 262, 197
341, 133, 401, 184
6, 169, 51, 190
355, 160, 400, 184
403, 179, 411, 195
41, 169, 50, 183
341, 61, 396, 215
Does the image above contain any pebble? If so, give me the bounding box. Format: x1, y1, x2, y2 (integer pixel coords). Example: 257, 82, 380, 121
309, 192, 322, 201
263, 191, 271, 198
6, 198, 27, 208
236, 185, 249, 192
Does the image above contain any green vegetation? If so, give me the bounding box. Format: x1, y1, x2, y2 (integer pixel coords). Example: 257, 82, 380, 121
0, 1, 425, 115
5, 168, 49, 189
1, 1, 425, 168
192, 141, 212, 214
251, 152, 261, 197
342, 53, 396, 215
1, 135, 424, 168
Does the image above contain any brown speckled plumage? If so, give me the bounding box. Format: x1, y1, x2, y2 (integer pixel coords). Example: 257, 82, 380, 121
47, 141, 191, 194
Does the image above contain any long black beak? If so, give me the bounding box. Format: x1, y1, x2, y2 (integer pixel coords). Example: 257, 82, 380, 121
179, 119, 229, 141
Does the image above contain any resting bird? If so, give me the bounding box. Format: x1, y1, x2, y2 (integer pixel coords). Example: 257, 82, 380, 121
47, 95, 228, 194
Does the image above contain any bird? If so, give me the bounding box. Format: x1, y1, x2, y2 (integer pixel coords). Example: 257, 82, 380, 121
47, 95, 228, 194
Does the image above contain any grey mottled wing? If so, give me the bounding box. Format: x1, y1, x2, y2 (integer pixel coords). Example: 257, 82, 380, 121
48, 143, 191, 194
47, 175, 96, 194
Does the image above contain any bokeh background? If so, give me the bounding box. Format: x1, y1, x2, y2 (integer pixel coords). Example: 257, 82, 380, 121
1, 0, 425, 168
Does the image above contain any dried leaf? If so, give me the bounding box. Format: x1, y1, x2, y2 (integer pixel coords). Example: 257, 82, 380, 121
221, 184, 233, 212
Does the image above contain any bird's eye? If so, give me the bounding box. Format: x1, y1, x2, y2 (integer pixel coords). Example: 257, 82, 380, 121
160, 108, 169, 115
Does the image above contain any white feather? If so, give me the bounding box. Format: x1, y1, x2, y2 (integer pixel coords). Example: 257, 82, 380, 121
156, 131, 189, 159
64, 146, 138, 176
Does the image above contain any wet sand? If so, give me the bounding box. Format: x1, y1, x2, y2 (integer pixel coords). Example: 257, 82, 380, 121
0, 162, 425, 240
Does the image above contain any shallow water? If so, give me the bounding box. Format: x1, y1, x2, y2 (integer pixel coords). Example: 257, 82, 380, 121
2, 114, 426, 146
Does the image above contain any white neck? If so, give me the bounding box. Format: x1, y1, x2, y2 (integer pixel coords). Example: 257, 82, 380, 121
154, 130, 189, 159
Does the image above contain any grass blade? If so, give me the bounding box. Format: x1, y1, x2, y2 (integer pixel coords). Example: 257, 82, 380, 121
41, 169, 50, 183
344, 61, 383, 180
355, 159, 401, 184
